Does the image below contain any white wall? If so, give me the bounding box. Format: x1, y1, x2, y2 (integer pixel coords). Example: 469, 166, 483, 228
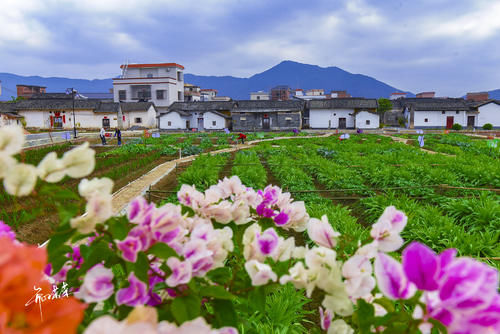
203, 112, 226, 130
477, 103, 500, 127
355, 112, 379, 129
124, 109, 156, 128
309, 109, 355, 128
19, 110, 118, 129
159, 112, 187, 129
413, 110, 467, 128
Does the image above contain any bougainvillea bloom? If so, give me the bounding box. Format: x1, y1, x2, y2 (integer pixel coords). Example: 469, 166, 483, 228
116, 273, 149, 306
374, 252, 416, 300
307, 215, 340, 249
75, 264, 114, 303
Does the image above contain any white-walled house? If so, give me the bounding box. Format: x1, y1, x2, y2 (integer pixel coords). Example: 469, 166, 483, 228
0, 103, 22, 127
113, 63, 185, 113
158, 101, 232, 131
14, 95, 157, 130
308, 98, 379, 129
471, 100, 500, 128
402, 98, 470, 129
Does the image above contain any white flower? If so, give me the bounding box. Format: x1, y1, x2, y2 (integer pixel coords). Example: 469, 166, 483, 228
274, 236, 295, 261
62, 142, 95, 178
74, 264, 114, 303
292, 246, 307, 259
0, 153, 15, 179
370, 206, 407, 252
244, 259, 277, 286
279, 261, 310, 290
70, 214, 97, 234
79, 177, 114, 199
305, 246, 338, 271
3, 162, 37, 196
37, 152, 65, 183
84, 316, 125, 334
307, 215, 340, 248
322, 290, 354, 317
86, 193, 113, 223
0, 125, 25, 155
356, 241, 378, 259
328, 319, 354, 334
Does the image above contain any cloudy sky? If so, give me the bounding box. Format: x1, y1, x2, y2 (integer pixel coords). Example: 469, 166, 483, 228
1, 0, 499, 96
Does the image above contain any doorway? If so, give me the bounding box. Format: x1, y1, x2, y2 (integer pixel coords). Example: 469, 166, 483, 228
339, 118, 347, 129
262, 115, 270, 130
54, 116, 63, 129
102, 118, 110, 129
467, 116, 475, 128
186, 120, 190, 129
446, 116, 454, 129
197, 118, 204, 131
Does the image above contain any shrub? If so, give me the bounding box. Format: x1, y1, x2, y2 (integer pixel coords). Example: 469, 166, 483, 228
452, 123, 462, 130
483, 123, 493, 130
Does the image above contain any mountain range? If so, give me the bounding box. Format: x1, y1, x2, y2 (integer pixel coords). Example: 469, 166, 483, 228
1, 60, 499, 101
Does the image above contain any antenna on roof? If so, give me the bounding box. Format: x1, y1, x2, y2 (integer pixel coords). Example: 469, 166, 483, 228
121, 59, 129, 78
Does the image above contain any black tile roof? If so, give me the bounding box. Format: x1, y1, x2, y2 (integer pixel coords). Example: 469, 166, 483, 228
14, 99, 102, 110
119, 102, 155, 112
168, 101, 235, 112
397, 98, 470, 111
96, 102, 119, 113
308, 98, 378, 109
234, 100, 305, 111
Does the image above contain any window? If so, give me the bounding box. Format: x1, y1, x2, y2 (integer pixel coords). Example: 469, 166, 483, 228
168, 121, 171, 126
178, 91, 182, 101
177, 71, 183, 81
212, 121, 216, 126
257, 96, 260, 100
366, 120, 370, 125
135, 117, 142, 124
156, 90, 164, 100
425, 118, 428, 122
119, 90, 126, 100
147, 73, 153, 78
441, 111, 445, 114
456, 111, 459, 114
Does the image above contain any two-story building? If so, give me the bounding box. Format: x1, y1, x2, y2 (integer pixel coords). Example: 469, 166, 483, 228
112, 63, 184, 113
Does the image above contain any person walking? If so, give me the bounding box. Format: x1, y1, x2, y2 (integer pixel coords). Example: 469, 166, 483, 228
114, 128, 122, 146
100, 127, 107, 145
237, 133, 247, 144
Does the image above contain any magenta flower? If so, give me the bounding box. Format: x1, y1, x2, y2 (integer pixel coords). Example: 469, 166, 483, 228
319, 307, 332, 331
116, 272, 149, 306
256, 228, 279, 255
147, 275, 164, 306
128, 225, 153, 251
74, 264, 114, 303
127, 196, 154, 224
0, 221, 16, 240
166, 257, 192, 287
374, 252, 416, 300
117, 236, 142, 262
273, 211, 289, 226
307, 215, 340, 249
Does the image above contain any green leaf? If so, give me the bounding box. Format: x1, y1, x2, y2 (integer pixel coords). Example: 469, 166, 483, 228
171, 295, 201, 324
134, 252, 149, 283
374, 297, 396, 313
428, 318, 448, 333
202, 285, 235, 300
47, 226, 75, 256
50, 245, 72, 274
206, 267, 232, 285
153, 282, 168, 293
212, 299, 238, 328
148, 243, 178, 260
111, 263, 126, 279
108, 217, 130, 240
79, 240, 115, 272
248, 286, 267, 313
356, 298, 375, 334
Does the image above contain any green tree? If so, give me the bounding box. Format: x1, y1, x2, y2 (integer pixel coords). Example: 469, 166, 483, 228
377, 98, 393, 116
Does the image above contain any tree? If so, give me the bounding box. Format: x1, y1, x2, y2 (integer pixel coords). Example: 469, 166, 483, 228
377, 98, 392, 116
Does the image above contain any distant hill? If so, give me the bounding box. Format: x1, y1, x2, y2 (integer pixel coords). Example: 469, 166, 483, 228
487, 89, 500, 99
0, 73, 112, 101
1, 61, 414, 101
185, 60, 412, 99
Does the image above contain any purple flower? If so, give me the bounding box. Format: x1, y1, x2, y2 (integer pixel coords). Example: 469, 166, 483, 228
402, 242, 440, 291
147, 275, 164, 306
127, 197, 154, 224
374, 252, 416, 300
256, 203, 276, 218
256, 228, 279, 255
273, 211, 289, 226
0, 221, 16, 240
128, 225, 153, 250
74, 264, 114, 303
117, 236, 142, 262
319, 307, 332, 331
166, 257, 192, 287
116, 272, 149, 306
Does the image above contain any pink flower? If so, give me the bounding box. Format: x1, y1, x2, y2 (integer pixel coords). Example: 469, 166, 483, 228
117, 236, 142, 262
127, 197, 154, 225
370, 206, 407, 252
342, 255, 375, 299
374, 252, 416, 300
116, 273, 149, 306
256, 228, 279, 256
183, 239, 214, 277
307, 215, 340, 248
177, 184, 204, 208
0, 221, 16, 240
74, 264, 114, 303
150, 204, 183, 243
166, 257, 192, 287
244, 260, 277, 286
319, 306, 332, 331
217, 175, 245, 198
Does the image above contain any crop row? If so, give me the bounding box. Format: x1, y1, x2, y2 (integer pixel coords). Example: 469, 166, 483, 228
177, 153, 230, 191
230, 151, 267, 190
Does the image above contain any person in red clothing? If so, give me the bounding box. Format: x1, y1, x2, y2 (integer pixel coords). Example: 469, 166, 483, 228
237, 133, 247, 144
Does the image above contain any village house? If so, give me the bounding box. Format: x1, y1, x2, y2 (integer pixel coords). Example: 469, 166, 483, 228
231, 100, 304, 131
0, 102, 22, 127
308, 98, 379, 129
200, 89, 218, 101
402, 98, 470, 129
250, 91, 270, 100
468, 100, 500, 128
158, 101, 233, 131
184, 84, 201, 102
112, 62, 185, 113
16, 85, 46, 99
120, 102, 157, 128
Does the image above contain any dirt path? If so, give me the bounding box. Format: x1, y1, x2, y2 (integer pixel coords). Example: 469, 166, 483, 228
382, 134, 456, 157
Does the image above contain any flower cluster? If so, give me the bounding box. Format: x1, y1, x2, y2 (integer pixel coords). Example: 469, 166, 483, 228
0, 125, 95, 196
